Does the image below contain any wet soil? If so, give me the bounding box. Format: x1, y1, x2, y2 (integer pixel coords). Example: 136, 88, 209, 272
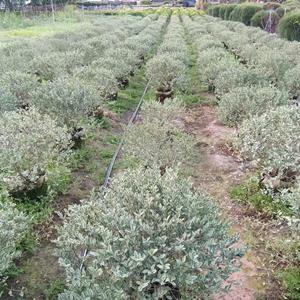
182, 105, 266, 300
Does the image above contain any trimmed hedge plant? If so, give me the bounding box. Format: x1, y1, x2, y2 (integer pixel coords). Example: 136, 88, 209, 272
0, 199, 28, 295
279, 10, 300, 41
0, 108, 72, 196
218, 85, 289, 127
230, 4, 263, 25
235, 105, 300, 193
56, 166, 242, 299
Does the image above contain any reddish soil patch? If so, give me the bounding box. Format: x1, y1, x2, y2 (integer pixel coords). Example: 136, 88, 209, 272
183, 105, 261, 300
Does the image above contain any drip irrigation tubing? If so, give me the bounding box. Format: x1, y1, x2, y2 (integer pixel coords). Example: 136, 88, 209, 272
101, 78, 151, 191
79, 78, 151, 272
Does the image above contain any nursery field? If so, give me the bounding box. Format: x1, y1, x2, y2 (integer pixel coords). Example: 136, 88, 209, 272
0, 9, 299, 300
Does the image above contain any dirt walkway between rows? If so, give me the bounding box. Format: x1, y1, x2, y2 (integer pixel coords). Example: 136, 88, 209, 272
183, 104, 262, 300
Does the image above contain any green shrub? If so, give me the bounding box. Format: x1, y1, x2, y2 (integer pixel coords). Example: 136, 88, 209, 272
0, 108, 71, 195
74, 66, 119, 100
278, 267, 300, 300
281, 184, 300, 218
207, 6, 214, 16
276, 6, 287, 18
251, 10, 268, 28
146, 53, 187, 92
219, 5, 227, 19
0, 71, 39, 111
279, 10, 300, 41
213, 5, 222, 17
124, 100, 194, 169
200, 57, 238, 91
214, 66, 268, 96
282, 65, 300, 99
229, 5, 243, 22
230, 177, 292, 216
197, 47, 229, 66
28, 51, 84, 81
197, 36, 224, 51
0, 199, 28, 295
218, 86, 289, 127
56, 166, 242, 299
263, 2, 281, 10
208, 5, 222, 17
234, 105, 300, 193
251, 10, 280, 31
252, 49, 292, 84
30, 76, 100, 128
230, 4, 263, 25
91, 57, 131, 83
224, 4, 237, 20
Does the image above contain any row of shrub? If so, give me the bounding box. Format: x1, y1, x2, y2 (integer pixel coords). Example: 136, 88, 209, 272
207, 3, 262, 25
56, 92, 243, 298
185, 15, 300, 221
0, 14, 167, 294
146, 15, 188, 102
207, 3, 300, 41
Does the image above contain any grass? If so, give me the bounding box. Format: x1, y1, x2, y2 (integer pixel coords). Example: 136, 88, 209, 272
2, 14, 167, 298
278, 267, 300, 300
230, 175, 299, 299
230, 176, 292, 217
0, 8, 85, 45
107, 18, 169, 114
108, 67, 152, 114
177, 17, 210, 106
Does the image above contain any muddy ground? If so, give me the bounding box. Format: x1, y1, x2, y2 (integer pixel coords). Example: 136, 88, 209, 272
183, 104, 281, 300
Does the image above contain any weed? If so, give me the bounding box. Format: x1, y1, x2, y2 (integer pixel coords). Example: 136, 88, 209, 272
230, 176, 292, 216
100, 148, 114, 160
278, 267, 300, 300
44, 279, 66, 300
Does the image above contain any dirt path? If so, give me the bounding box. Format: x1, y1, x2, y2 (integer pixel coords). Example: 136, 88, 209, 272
183, 104, 262, 300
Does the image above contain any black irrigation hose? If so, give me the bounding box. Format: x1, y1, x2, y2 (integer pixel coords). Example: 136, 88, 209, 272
101, 78, 152, 191
79, 79, 151, 272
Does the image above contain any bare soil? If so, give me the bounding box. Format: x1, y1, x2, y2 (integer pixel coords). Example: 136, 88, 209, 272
182, 105, 272, 300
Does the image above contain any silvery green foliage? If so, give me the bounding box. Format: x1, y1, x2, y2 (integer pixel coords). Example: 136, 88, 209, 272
56, 167, 241, 299
238, 44, 260, 63
30, 76, 100, 127
200, 57, 238, 90
0, 85, 20, 113
214, 66, 269, 96
0, 108, 71, 193
280, 185, 300, 218
197, 36, 224, 51
74, 66, 119, 100
0, 41, 40, 73
146, 16, 188, 92
251, 50, 292, 84
235, 105, 300, 182
146, 53, 188, 91
197, 47, 230, 67
218, 86, 290, 127
108, 48, 140, 73
141, 98, 184, 123
283, 65, 300, 99
92, 57, 131, 82
124, 101, 194, 169
28, 50, 84, 81
0, 199, 28, 292
0, 71, 39, 111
